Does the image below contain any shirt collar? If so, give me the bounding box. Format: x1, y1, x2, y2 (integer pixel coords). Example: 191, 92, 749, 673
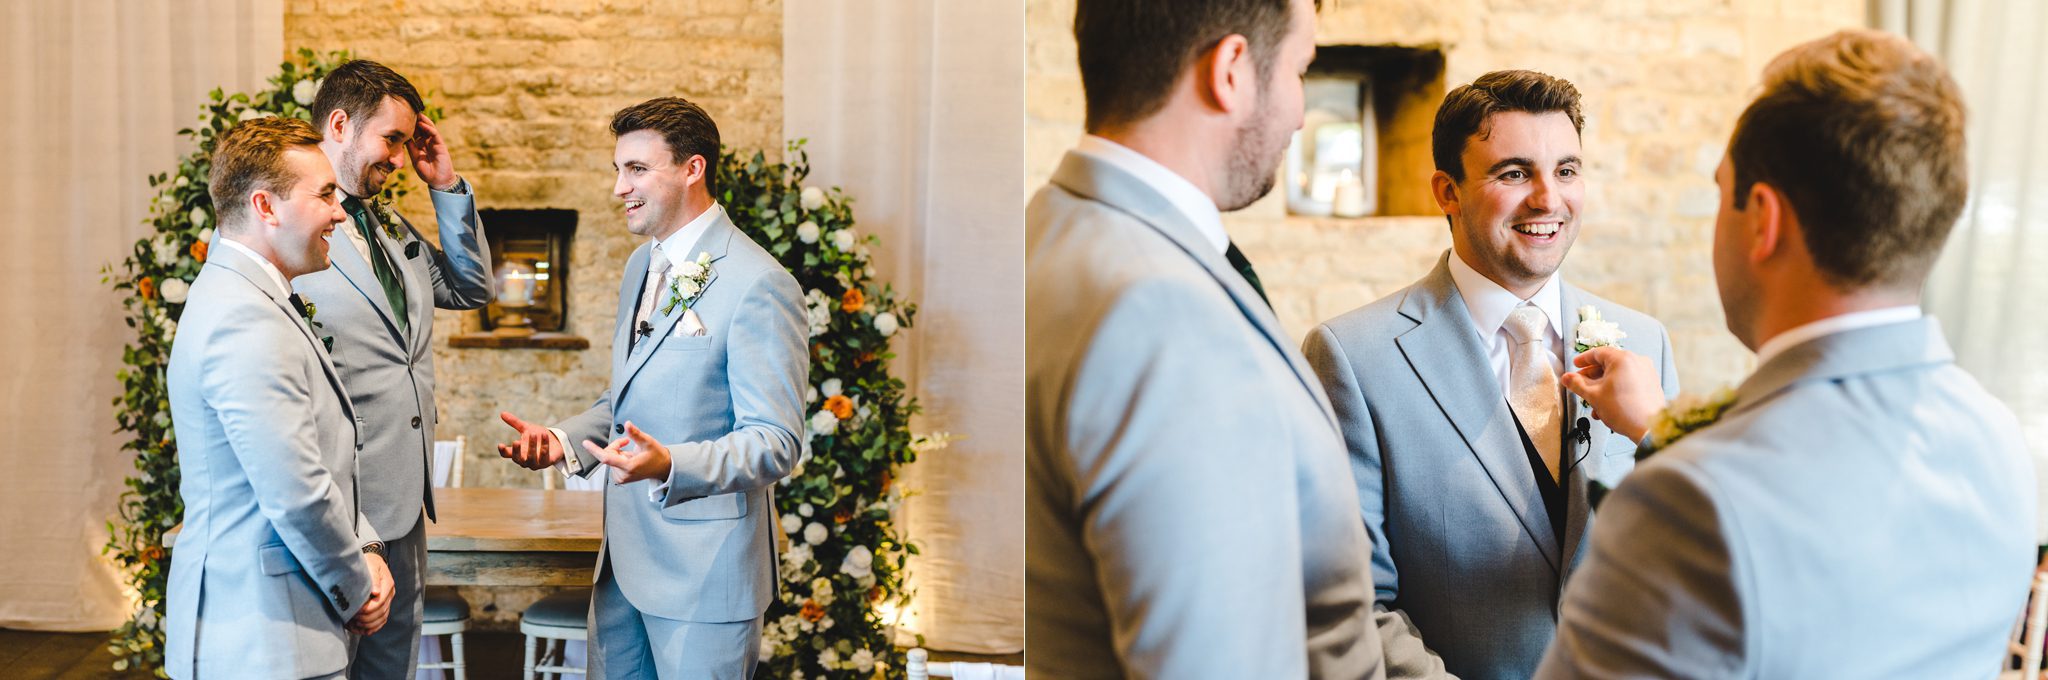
1752, 305, 1924, 367
652, 203, 723, 269
1073, 134, 1230, 255
1447, 248, 1563, 341
216, 236, 292, 295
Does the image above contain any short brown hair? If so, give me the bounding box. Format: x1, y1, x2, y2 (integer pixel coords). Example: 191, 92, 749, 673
311, 59, 425, 137
1728, 29, 1966, 290
209, 117, 325, 229
1431, 70, 1585, 182
610, 97, 722, 196
1074, 0, 1315, 131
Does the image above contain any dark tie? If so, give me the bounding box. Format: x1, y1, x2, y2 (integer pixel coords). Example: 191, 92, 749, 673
1224, 241, 1270, 306
343, 196, 410, 335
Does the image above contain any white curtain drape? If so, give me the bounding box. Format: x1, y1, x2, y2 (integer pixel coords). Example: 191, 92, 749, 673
0, 0, 282, 630
783, 0, 1025, 654
1880, 0, 2048, 542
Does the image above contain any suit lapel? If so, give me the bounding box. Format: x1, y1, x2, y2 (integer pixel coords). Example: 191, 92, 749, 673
212, 245, 357, 425
326, 215, 406, 346
614, 216, 738, 402
375, 210, 428, 350
1048, 152, 1337, 425
610, 244, 651, 398
1395, 255, 1560, 572
1557, 284, 1611, 576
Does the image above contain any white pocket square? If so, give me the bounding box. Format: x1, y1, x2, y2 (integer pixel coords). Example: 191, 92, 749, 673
675, 308, 707, 337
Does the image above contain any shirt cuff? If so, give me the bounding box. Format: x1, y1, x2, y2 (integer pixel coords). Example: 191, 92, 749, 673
547, 427, 582, 477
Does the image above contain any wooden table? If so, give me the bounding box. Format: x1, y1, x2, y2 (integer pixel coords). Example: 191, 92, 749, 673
426, 487, 603, 586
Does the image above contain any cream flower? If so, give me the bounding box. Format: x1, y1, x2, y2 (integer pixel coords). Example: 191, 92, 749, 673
840, 544, 873, 579
808, 409, 838, 436
803, 522, 827, 545
781, 513, 802, 535
874, 311, 898, 337
796, 220, 821, 244
798, 502, 814, 517
851, 648, 876, 673
821, 378, 843, 398
800, 186, 827, 211
190, 206, 208, 227
292, 79, 317, 106
829, 229, 855, 252
159, 278, 190, 304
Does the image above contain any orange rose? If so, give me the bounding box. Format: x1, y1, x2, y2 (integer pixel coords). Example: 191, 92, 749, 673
190, 240, 209, 262
856, 351, 877, 365
868, 586, 885, 604
878, 471, 892, 493
824, 394, 854, 420
834, 508, 854, 524
142, 546, 165, 564
137, 277, 156, 300
840, 288, 865, 313
800, 600, 826, 622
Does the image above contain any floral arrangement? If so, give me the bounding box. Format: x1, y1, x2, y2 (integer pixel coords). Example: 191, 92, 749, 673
718, 141, 948, 678
100, 49, 433, 676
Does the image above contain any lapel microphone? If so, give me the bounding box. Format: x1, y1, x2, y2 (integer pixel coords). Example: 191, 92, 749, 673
636, 320, 654, 337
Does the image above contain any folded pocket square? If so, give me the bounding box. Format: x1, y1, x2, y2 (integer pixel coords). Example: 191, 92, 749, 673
675, 308, 707, 337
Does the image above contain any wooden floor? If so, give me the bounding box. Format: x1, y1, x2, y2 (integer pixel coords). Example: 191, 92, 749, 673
0, 627, 1020, 678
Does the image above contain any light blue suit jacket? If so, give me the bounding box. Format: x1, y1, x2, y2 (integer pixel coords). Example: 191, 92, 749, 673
555, 210, 807, 624
165, 243, 378, 679
1302, 254, 1678, 679
1537, 317, 2036, 678
1026, 151, 1386, 679
293, 182, 492, 540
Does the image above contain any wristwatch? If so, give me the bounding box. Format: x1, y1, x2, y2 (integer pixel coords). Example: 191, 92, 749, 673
362, 541, 386, 557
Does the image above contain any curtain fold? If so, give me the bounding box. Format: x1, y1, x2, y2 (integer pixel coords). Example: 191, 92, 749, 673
0, 0, 283, 630
783, 0, 1026, 654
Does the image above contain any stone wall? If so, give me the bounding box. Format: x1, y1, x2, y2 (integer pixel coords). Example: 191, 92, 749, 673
1028, 0, 1868, 392
286, 0, 782, 627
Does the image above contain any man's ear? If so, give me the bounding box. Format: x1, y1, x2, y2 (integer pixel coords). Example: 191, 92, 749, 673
1431, 170, 1461, 222
1746, 181, 1786, 266
323, 107, 350, 143
1196, 33, 1255, 114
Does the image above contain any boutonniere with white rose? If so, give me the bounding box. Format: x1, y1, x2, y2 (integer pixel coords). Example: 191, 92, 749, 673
1572, 305, 1627, 352
661, 251, 715, 315
368, 198, 404, 242
1588, 387, 1738, 510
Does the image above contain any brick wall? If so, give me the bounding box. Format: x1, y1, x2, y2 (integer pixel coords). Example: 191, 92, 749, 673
1028, 0, 1868, 392
286, 0, 781, 627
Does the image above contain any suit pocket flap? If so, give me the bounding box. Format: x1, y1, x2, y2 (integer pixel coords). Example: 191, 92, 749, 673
661, 492, 747, 521
259, 544, 303, 576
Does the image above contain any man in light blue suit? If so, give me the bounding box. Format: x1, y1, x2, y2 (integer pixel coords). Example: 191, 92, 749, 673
1540, 30, 2037, 678
1027, 1, 1388, 678
1302, 71, 1678, 680
290, 59, 494, 680
165, 117, 395, 680
497, 97, 807, 679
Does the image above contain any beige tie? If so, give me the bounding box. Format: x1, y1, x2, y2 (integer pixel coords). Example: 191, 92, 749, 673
630, 244, 673, 350
1505, 305, 1562, 482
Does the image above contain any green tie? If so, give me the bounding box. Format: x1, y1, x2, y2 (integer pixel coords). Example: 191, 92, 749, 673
343, 197, 409, 335
1224, 241, 1270, 307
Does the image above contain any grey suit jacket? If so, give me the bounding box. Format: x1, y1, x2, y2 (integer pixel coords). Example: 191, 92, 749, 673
1537, 317, 2036, 678
553, 210, 807, 624
293, 183, 491, 540
1026, 150, 1386, 680
164, 243, 378, 679
1302, 254, 1678, 679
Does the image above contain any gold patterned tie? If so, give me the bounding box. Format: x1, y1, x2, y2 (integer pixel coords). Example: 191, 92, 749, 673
1505, 305, 1562, 482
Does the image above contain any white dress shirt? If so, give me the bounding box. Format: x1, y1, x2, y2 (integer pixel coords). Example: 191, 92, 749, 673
1752, 305, 1924, 367
216, 236, 292, 296
1072, 135, 1230, 255
1447, 249, 1565, 399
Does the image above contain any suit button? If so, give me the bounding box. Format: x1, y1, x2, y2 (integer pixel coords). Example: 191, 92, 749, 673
411, 416, 423, 429
615, 424, 625, 434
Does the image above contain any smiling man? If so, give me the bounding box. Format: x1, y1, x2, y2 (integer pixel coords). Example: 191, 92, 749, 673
494, 96, 806, 679
1299, 70, 1679, 679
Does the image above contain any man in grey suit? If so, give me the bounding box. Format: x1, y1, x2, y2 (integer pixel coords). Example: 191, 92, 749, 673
165, 117, 396, 679
291, 59, 494, 680
497, 97, 807, 679
1301, 71, 1678, 680
1538, 30, 2036, 678
1027, 1, 1388, 678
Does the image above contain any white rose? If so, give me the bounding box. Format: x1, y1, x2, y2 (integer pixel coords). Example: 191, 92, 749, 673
159, 278, 190, 304
803, 522, 826, 545
805, 385, 819, 403
758, 637, 775, 662
873, 311, 898, 337
1574, 318, 1628, 350
798, 502, 814, 517
237, 107, 265, 122
785, 543, 812, 568
781, 513, 802, 535
678, 278, 701, 298
851, 648, 876, 673
796, 220, 821, 244
677, 260, 705, 279
855, 244, 871, 261
800, 186, 827, 211
190, 206, 208, 227
153, 238, 181, 267
197, 228, 213, 244
808, 410, 838, 436
821, 378, 842, 398
818, 648, 840, 668
811, 578, 834, 605
828, 229, 855, 252
174, 175, 188, 188
840, 545, 874, 579
292, 79, 317, 106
